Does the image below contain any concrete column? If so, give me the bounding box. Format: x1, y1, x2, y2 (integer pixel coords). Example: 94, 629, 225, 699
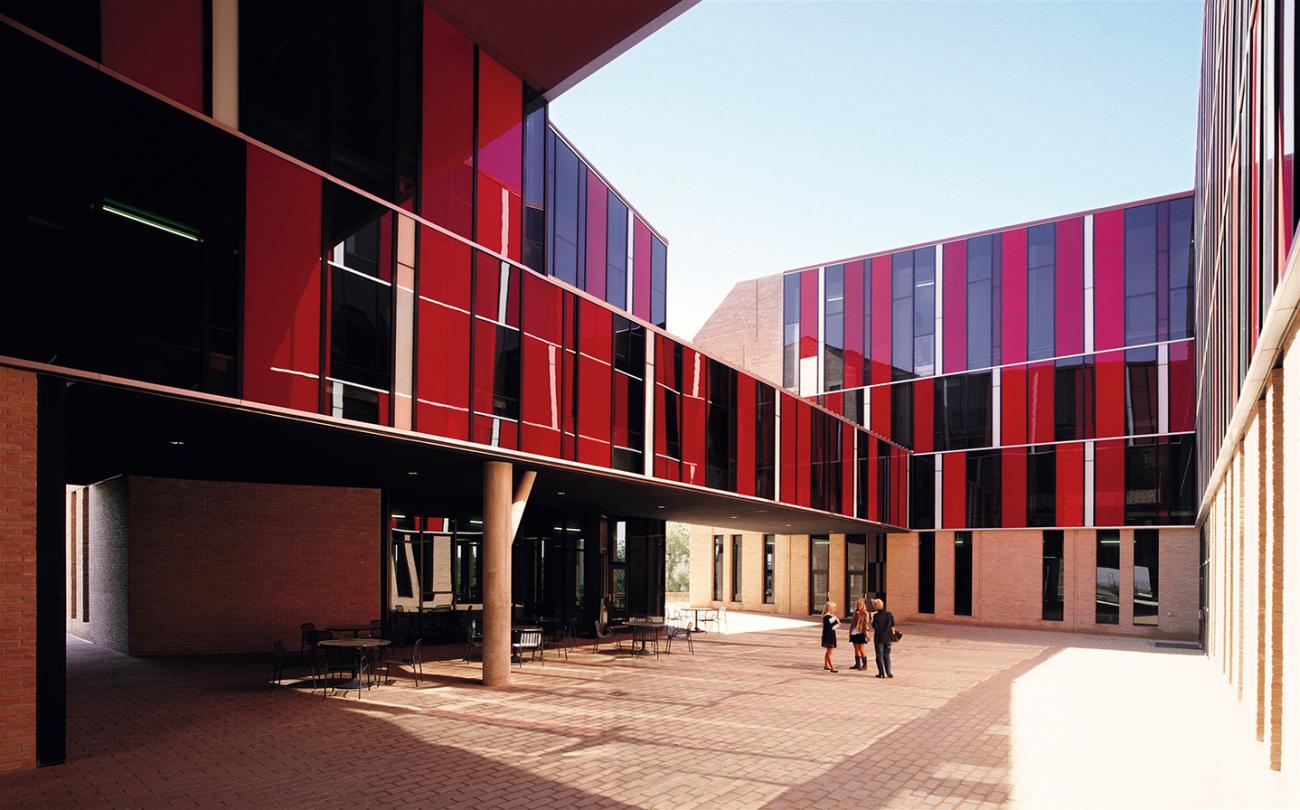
211, 0, 239, 127
482, 461, 512, 687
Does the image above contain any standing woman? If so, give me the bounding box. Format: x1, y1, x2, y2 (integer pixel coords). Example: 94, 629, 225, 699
849, 598, 870, 671
870, 598, 894, 678
820, 601, 840, 672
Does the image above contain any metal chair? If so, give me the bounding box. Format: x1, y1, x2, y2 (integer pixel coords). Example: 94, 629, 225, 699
512, 628, 544, 667
381, 638, 424, 687
271, 640, 288, 688
299, 623, 316, 662
592, 620, 626, 654
665, 617, 696, 655
631, 624, 661, 660
368, 619, 384, 638
463, 618, 483, 662
717, 605, 729, 634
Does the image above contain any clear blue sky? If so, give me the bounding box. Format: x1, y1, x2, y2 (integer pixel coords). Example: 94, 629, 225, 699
549, 0, 1203, 340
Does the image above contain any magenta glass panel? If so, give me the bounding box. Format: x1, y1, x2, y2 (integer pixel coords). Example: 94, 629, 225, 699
585, 173, 608, 300
800, 269, 818, 360
632, 217, 652, 321
1001, 227, 1027, 365
1169, 339, 1195, 433
1093, 210, 1125, 351
475, 51, 522, 261
942, 241, 967, 373
871, 256, 892, 384
1055, 217, 1084, 356
843, 259, 865, 389
100, 0, 204, 110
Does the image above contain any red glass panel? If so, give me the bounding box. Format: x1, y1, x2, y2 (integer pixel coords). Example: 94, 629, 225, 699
822, 391, 844, 416
1093, 210, 1125, 351
681, 351, 706, 485
913, 377, 934, 453
1094, 439, 1126, 526
1169, 339, 1195, 433
1028, 361, 1055, 444
473, 252, 520, 326
576, 352, 611, 467
473, 413, 517, 449
243, 145, 322, 412
421, 8, 474, 238
943, 241, 967, 373
736, 375, 756, 496
577, 300, 612, 363
1055, 217, 1084, 356
780, 392, 798, 503
417, 299, 470, 440
475, 52, 522, 261
943, 451, 966, 529
843, 260, 865, 389
796, 402, 812, 507
871, 256, 892, 384
1001, 365, 1028, 446
863, 434, 877, 522
519, 275, 563, 457
871, 386, 891, 440
632, 217, 652, 320
800, 269, 818, 360
1056, 442, 1084, 526
100, 0, 203, 110
1001, 227, 1027, 364
1095, 350, 1126, 438
585, 173, 608, 300
1001, 446, 1027, 528
841, 421, 855, 516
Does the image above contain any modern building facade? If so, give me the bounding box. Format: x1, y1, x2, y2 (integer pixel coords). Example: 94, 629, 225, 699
0, 0, 914, 773
691, 194, 1202, 639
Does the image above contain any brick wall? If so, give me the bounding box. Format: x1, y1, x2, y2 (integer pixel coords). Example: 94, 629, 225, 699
0, 367, 37, 773
86, 476, 380, 656
691, 274, 784, 385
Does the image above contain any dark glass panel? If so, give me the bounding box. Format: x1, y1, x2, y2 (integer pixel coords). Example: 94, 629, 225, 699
866, 533, 887, 604
755, 382, 777, 499
954, 532, 973, 616
706, 359, 738, 491
914, 247, 936, 377
1055, 357, 1094, 441
606, 193, 629, 308
611, 315, 645, 473
763, 535, 775, 604
1096, 530, 1121, 624
549, 136, 583, 286
1125, 347, 1159, 435
1125, 441, 1158, 525
240, 0, 324, 169
935, 372, 993, 451
783, 273, 800, 389
522, 106, 546, 271
891, 251, 914, 379
966, 234, 1000, 369
846, 534, 867, 605
910, 454, 935, 529
825, 263, 845, 390
965, 450, 1001, 529
918, 532, 935, 614
1027, 446, 1057, 527
1026, 223, 1055, 361
651, 236, 668, 329
1042, 530, 1065, 621
1, 0, 100, 59
1134, 529, 1159, 625
809, 535, 830, 614
1124, 204, 1158, 345
891, 382, 914, 449
712, 536, 723, 602
1168, 197, 1195, 340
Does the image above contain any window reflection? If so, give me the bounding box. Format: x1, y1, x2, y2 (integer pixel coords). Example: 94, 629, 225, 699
1096, 530, 1121, 624
1133, 529, 1159, 625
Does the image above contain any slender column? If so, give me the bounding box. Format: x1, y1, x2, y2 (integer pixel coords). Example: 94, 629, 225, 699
211, 0, 239, 127
482, 461, 512, 687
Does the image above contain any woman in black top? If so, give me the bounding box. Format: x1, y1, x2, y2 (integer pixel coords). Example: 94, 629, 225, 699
820, 600, 840, 672
870, 598, 894, 678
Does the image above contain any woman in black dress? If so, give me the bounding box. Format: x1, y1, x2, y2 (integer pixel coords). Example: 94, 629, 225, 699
870, 598, 894, 678
820, 600, 840, 672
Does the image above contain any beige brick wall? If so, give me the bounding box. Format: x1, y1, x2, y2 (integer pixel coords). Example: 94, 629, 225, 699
691, 273, 784, 386
886, 533, 919, 618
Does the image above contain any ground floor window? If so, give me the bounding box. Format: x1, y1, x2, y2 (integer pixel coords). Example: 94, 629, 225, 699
731, 535, 742, 601
712, 535, 723, 601
918, 532, 935, 614
1096, 530, 1120, 624
846, 534, 866, 606
867, 533, 886, 606
1042, 530, 1064, 621
809, 535, 829, 614
763, 534, 775, 603
1134, 529, 1159, 626
954, 532, 973, 616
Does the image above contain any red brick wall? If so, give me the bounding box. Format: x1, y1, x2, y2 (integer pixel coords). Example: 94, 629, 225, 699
119, 477, 380, 656
0, 367, 37, 773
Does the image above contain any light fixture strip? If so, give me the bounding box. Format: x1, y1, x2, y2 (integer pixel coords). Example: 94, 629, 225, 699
101, 201, 202, 242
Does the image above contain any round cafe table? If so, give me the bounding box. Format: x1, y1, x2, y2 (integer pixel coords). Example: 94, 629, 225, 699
317, 638, 390, 698
624, 619, 666, 657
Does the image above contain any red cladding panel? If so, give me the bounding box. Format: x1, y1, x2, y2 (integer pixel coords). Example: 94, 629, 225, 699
632, 217, 652, 320
681, 350, 707, 485
943, 241, 967, 373
100, 0, 203, 110
841, 422, 855, 516
796, 402, 812, 507
1001, 227, 1027, 365
415, 230, 473, 440
1093, 211, 1125, 351
585, 173, 608, 300
243, 145, 322, 412
1094, 439, 1126, 526
578, 300, 612, 363
736, 375, 756, 496
780, 393, 798, 504
871, 386, 891, 440
943, 451, 966, 529
871, 256, 892, 384
843, 260, 865, 389
520, 275, 564, 457
913, 377, 934, 453
864, 434, 878, 522
475, 52, 523, 261
1028, 362, 1055, 444
1169, 339, 1195, 433
800, 269, 819, 360
1001, 365, 1028, 446
1095, 350, 1126, 438
822, 391, 843, 416
421, 9, 474, 238
1056, 443, 1084, 526
1056, 217, 1084, 356
1001, 447, 1027, 528
576, 353, 611, 467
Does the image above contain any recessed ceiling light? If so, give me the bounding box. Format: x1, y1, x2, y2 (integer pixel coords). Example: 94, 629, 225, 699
729, 515, 738, 519
556, 491, 566, 496
785, 523, 792, 527
657, 505, 665, 509
407, 471, 419, 476
168, 440, 185, 446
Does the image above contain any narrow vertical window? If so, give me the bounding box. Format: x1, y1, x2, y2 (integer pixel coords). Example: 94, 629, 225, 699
910, 454, 936, 529
966, 234, 1000, 369
954, 531, 974, 616
824, 264, 845, 390
1125, 347, 1159, 435
731, 535, 743, 602
712, 535, 723, 602
965, 449, 1001, 528
867, 533, 887, 604
892, 251, 914, 379
1096, 530, 1120, 624
1026, 223, 1055, 361
1042, 530, 1064, 621
913, 247, 936, 376
918, 532, 935, 614
606, 193, 628, 309
755, 382, 776, 499
809, 535, 830, 614
1124, 204, 1158, 345
1133, 529, 1159, 625
783, 274, 800, 389
763, 534, 775, 604
1027, 446, 1057, 527
846, 534, 867, 605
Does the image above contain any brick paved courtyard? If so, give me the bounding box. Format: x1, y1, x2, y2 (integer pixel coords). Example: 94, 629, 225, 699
1, 619, 1294, 809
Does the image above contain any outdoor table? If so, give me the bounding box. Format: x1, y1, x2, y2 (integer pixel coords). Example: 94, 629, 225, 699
326, 624, 370, 638
317, 638, 390, 698
681, 607, 714, 632
624, 620, 666, 656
